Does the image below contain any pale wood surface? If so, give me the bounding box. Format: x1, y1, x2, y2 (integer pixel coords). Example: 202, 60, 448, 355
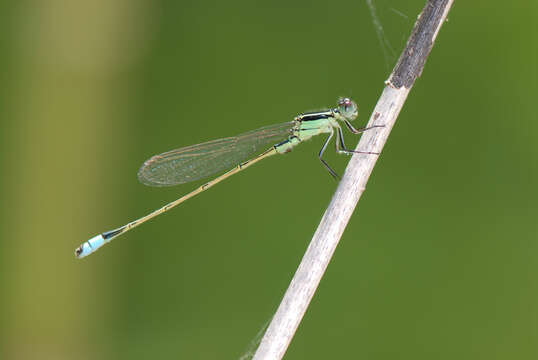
252, 1, 455, 359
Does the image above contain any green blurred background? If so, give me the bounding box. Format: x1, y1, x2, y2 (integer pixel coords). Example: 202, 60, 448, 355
1, 0, 537, 359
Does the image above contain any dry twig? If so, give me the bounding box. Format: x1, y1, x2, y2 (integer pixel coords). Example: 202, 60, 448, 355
252, 1, 455, 359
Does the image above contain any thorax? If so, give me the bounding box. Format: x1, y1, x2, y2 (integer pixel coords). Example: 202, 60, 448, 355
293, 110, 337, 141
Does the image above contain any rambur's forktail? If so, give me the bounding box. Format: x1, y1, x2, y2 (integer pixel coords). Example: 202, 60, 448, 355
75, 98, 382, 258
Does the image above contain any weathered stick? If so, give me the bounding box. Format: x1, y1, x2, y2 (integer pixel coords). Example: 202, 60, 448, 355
252, 1, 454, 359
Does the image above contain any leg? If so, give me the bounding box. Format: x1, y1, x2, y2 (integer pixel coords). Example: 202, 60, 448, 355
336, 127, 379, 155
343, 119, 384, 134
318, 129, 339, 180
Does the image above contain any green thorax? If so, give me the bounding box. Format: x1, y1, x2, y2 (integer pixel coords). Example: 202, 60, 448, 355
274, 112, 338, 154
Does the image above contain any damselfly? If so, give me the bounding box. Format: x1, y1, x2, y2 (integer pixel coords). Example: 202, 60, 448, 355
75, 98, 382, 258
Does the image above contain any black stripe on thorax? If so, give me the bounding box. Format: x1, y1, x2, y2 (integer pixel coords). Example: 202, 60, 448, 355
296, 110, 333, 122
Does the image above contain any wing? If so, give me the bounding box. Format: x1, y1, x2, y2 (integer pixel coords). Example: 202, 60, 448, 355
137, 121, 295, 187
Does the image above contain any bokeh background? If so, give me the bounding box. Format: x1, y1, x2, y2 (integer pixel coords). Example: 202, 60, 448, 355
1, 0, 537, 359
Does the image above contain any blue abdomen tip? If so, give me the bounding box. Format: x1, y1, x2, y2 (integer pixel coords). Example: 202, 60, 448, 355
75, 234, 105, 259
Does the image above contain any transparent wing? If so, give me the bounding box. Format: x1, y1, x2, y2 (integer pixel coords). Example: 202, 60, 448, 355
137, 121, 295, 187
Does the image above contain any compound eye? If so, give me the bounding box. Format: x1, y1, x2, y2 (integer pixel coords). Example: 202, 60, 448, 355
337, 97, 358, 121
